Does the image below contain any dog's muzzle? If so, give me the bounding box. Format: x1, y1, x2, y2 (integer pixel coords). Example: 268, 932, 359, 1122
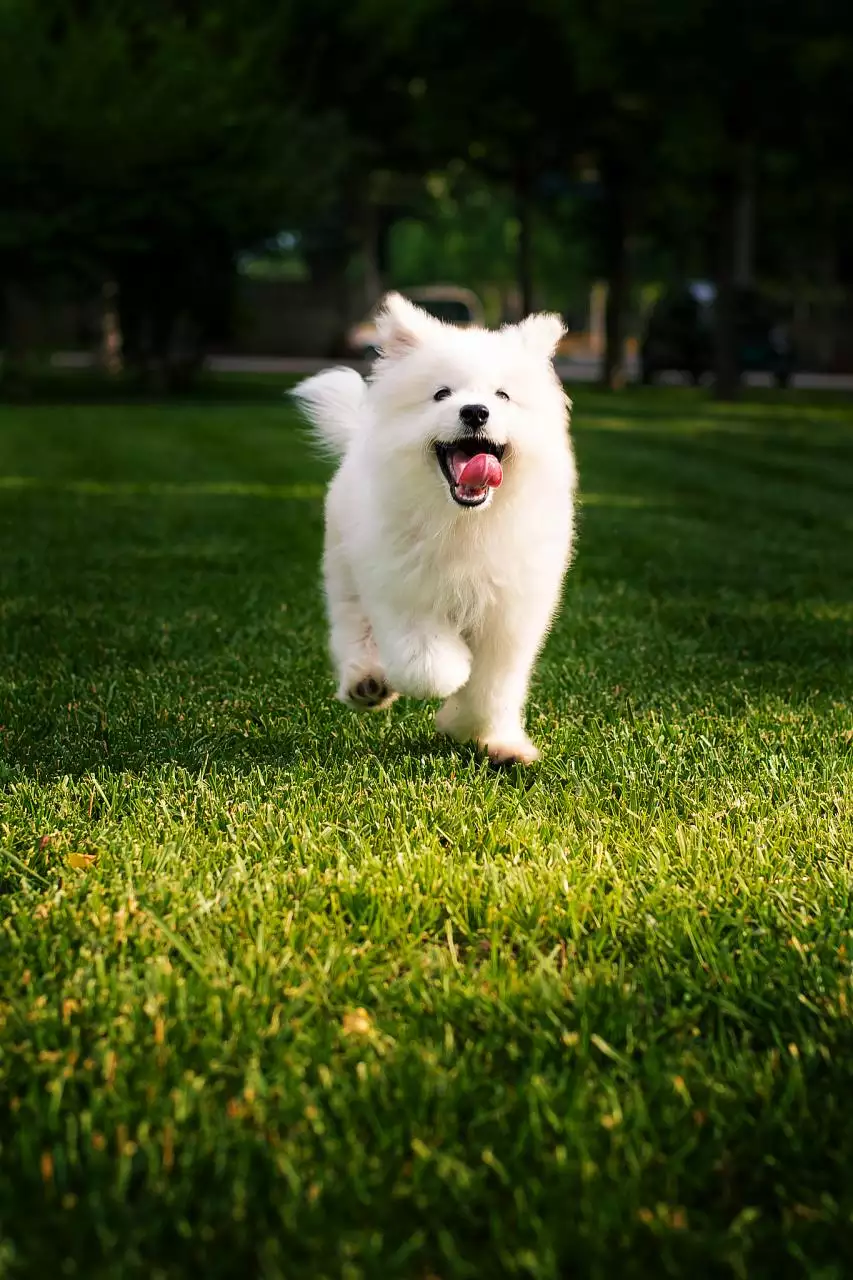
434, 438, 505, 507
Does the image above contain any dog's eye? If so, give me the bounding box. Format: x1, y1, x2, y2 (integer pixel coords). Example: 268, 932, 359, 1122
495, 389, 510, 401
433, 387, 452, 402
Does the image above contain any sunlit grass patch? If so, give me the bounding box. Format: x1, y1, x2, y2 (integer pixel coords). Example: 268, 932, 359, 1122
1, 387, 852, 1277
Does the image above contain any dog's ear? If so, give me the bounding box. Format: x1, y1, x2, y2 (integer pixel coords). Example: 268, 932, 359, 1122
516, 312, 566, 360
375, 292, 439, 358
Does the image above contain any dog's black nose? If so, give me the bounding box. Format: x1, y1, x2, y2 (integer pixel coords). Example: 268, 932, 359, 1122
459, 403, 489, 430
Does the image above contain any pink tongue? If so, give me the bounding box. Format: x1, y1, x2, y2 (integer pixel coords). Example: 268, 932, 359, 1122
457, 452, 502, 489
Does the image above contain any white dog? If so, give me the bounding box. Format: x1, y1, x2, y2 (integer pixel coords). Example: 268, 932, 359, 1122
293, 293, 576, 765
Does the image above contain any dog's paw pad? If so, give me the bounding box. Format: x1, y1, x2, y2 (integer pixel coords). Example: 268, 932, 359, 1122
355, 675, 384, 700
485, 740, 540, 768
347, 675, 395, 710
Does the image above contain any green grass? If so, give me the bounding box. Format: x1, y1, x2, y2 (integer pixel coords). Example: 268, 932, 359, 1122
1, 386, 852, 1279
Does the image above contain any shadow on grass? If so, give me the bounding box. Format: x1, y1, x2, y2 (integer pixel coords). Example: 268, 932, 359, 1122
1, 404, 852, 782
0, 368, 299, 406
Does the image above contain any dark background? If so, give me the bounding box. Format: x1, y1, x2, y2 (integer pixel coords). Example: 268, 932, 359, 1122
2, 0, 852, 395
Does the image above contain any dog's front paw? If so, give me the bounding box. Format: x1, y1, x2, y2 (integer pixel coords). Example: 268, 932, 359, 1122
437, 703, 539, 765
481, 736, 540, 768
387, 633, 471, 701
339, 672, 398, 711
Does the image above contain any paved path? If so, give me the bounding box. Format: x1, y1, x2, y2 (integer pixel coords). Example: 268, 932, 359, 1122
206, 354, 853, 390
52, 350, 853, 390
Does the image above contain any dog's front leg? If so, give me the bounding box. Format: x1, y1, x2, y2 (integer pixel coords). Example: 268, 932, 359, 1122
436, 603, 553, 765
371, 608, 472, 701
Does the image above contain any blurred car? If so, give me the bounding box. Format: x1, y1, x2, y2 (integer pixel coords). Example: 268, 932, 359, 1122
346, 285, 486, 358
640, 282, 795, 387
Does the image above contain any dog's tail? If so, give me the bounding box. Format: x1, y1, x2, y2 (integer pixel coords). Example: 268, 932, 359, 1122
290, 367, 365, 458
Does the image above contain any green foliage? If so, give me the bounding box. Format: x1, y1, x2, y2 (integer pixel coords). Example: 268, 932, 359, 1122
1, 386, 853, 1275
387, 171, 592, 317
2, 0, 853, 382
0, 0, 348, 368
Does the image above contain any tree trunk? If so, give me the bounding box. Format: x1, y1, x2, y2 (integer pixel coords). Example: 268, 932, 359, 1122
362, 198, 383, 305
0, 283, 31, 397
601, 158, 628, 390
733, 144, 755, 289
713, 168, 739, 400
515, 160, 534, 318
99, 281, 123, 375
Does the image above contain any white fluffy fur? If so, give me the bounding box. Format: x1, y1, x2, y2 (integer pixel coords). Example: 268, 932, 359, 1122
292, 292, 576, 764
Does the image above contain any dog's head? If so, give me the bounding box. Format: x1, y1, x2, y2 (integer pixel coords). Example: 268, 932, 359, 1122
368, 293, 570, 513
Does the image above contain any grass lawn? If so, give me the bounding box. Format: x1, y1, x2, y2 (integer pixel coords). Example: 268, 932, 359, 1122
1, 385, 852, 1279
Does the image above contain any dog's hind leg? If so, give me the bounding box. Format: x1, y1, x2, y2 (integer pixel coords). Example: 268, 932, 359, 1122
324, 538, 396, 712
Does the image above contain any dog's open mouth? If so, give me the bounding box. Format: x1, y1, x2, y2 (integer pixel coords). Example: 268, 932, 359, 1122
434, 439, 505, 507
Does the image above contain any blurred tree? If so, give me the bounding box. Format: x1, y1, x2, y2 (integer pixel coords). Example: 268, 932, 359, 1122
543, 0, 696, 388
395, 0, 577, 320
0, 0, 346, 385
1, 0, 850, 391
759, 3, 853, 369
646, 0, 852, 396
402, 0, 695, 383
269, 0, 431, 304
387, 168, 593, 322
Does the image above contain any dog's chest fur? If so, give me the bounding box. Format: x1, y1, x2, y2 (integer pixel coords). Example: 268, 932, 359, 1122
382, 496, 561, 636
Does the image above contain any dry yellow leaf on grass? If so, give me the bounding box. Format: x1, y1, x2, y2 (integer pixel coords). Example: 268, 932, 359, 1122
67, 852, 97, 869
341, 1008, 373, 1036
62, 999, 80, 1024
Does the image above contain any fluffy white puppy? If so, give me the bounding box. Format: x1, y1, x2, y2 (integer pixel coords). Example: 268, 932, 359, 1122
293, 292, 576, 765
